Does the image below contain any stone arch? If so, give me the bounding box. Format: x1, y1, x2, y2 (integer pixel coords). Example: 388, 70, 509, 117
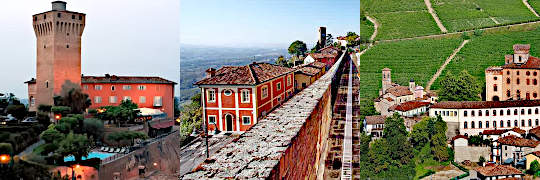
492, 96, 499, 101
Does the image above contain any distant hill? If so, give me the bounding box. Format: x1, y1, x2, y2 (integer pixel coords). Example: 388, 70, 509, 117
179, 44, 289, 105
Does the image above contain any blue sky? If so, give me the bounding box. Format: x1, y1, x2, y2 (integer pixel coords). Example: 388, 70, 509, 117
0, 0, 179, 98
180, 0, 360, 48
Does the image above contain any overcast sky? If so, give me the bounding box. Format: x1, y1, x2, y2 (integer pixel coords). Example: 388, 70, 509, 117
180, 0, 360, 48
0, 0, 180, 98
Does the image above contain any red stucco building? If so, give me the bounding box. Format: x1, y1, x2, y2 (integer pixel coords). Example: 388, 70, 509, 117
194, 62, 295, 132
25, 1, 176, 119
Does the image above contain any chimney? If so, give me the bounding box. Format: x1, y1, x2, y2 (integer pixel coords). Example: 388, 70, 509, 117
52, 1, 67, 11
206, 68, 216, 78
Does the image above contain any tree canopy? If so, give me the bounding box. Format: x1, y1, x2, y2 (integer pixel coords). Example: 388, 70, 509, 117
438, 70, 481, 101
57, 132, 90, 163
288, 40, 307, 57
53, 83, 91, 114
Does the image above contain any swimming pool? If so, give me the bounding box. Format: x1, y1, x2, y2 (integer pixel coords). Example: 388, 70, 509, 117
64, 152, 115, 162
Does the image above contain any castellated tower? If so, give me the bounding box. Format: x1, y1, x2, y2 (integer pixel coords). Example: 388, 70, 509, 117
381, 68, 391, 94
32, 1, 85, 106
512, 44, 530, 64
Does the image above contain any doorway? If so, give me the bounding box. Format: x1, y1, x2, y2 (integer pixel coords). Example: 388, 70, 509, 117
225, 114, 233, 131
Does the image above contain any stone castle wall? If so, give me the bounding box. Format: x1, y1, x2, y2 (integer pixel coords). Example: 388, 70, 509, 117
182, 53, 346, 179
98, 132, 180, 179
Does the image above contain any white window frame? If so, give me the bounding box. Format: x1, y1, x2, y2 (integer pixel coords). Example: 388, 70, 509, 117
207, 89, 216, 102
242, 116, 251, 125
138, 85, 146, 90
154, 96, 162, 106
139, 96, 146, 103
208, 115, 217, 125
241, 89, 250, 103
277, 82, 282, 91
123, 85, 132, 90
224, 89, 233, 96
109, 96, 117, 103
95, 85, 102, 90
94, 96, 102, 103
262, 86, 268, 98
123, 96, 131, 101
287, 76, 292, 86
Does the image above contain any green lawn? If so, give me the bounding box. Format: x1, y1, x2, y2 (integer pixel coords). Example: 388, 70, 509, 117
359, 37, 463, 100
372, 11, 441, 40
432, 0, 539, 32
432, 28, 540, 90
530, 0, 540, 15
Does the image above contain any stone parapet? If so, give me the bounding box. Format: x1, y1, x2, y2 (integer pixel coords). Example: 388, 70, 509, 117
182, 53, 347, 179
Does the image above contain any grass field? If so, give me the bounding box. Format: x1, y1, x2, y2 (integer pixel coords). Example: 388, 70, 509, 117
372, 11, 441, 40
431, 27, 540, 90
432, 0, 539, 32
359, 37, 463, 100
360, 18, 374, 40
361, 0, 426, 14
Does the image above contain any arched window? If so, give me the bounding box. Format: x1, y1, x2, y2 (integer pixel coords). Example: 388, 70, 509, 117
464, 111, 468, 117
493, 121, 497, 128
486, 110, 489, 116
472, 111, 476, 116
527, 79, 531, 85
535, 71, 538, 76
514, 109, 518, 115
478, 121, 482, 128
464, 121, 468, 129
536, 108, 539, 114
486, 121, 489, 128
522, 120, 526, 127
529, 119, 532, 127
529, 109, 532, 114
515, 120, 519, 127
507, 120, 511, 127
500, 120, 504, 128
517, 90, 521, 99
535, 79, 538, 85
507, 109, 511, 115
494, 84, 498, 91
479, 110, 482, 116
493, 110, 497, 116
507, 78, 511, 84
535, 93, 538, 98
517, 78, 520, 84
527, 71, 531, 76
500, 110, 504, 116
537, 119, 539, 126
507, 90, 511, 97
471, 121, 475, 129
45, 81, 49, 88
521, 109, 525, 115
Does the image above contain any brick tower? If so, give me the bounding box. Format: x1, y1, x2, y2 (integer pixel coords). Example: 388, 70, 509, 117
381, 68, 391, 94
32, 1, 85, 106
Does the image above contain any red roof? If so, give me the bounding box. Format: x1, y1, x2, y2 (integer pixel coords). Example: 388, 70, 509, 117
513, 44, 530, 51
390, 101, 430, 112
295, 66, 321, 76
501, 56, 540, 69
509, 127, 526, 134
530, 126, 540, 138
481, 129, 508, 135
497, 135, 539, 147
307, 62, 326, 69
431, 100, 540, 109
475, 165, 523, 177
82, 75, 176, 84
194, 62, 294, 85
385, 86, 413, 97
452, 135, 468, 141
365, 115, 385, 125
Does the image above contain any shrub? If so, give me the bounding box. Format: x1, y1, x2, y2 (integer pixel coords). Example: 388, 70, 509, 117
51, 106, 71, 115
473, 29, 483, 36
462, 32, 470, 40
37, 104, 52, 112
0, 143, 13, 155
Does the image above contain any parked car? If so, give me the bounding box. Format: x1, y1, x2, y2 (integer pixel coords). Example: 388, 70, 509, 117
5, 114, 16, 121
22, 117, 37, 123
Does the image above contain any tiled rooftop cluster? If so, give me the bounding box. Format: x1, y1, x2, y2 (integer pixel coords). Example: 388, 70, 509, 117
182, 54, 345, 179
194, 62, 294, 85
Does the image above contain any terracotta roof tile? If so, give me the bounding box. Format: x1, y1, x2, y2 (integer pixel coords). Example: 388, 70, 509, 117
386, 86, 413, 97
475, 165, 523, 177
365, 115, 385, 125
81, 75, 176, 84
501, 56, 540, 69
529, 126, 540, 138
452, 135, 468, 141
509, 127, 526, 134
497, 135, 539, 147
431, 100, 540, 109
390, 101, 430, 112
482, 129, 508, 135
514, 44, 530, 51
194, 62, 294, 85
295, 66, 321, 76
307, 62, 326, 69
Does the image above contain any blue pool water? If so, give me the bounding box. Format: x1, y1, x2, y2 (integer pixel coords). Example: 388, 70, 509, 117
64, 152, 115, 162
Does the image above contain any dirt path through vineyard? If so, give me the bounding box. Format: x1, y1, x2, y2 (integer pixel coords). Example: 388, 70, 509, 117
426, 39, 469, 91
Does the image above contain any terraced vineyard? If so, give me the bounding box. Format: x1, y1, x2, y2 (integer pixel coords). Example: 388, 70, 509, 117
359, 37, 462, 100
432, 0, 539, 32
360, 18, 374, 40
431, 27, 540, 90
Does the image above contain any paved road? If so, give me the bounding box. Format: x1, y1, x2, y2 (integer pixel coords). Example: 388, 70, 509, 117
179, 133, 236, 177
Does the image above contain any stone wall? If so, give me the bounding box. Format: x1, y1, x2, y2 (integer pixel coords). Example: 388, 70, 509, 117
182, 53, 346, 179
454, 146, 490, 163
98, 132, 180, 179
